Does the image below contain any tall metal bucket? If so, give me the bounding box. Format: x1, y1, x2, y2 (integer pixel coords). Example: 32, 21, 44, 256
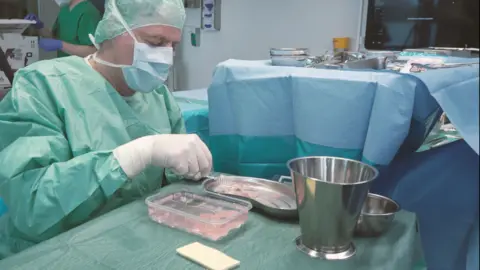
287, 156, 378, 260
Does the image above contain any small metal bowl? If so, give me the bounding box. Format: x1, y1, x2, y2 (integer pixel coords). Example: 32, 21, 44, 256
354, 193, 400, 237
270, 48, 309, 56
271, 55, 309, 67
270, 48, 310, 67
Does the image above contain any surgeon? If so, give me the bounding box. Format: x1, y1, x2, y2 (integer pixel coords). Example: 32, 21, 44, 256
25, 0, 101, 57
0, 0, 211, 258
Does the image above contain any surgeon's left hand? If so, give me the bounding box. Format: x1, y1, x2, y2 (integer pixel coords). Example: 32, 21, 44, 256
39, 38, 63, 52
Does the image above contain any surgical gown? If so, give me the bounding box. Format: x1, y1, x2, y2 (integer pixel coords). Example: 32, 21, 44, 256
0, 56, 185, 258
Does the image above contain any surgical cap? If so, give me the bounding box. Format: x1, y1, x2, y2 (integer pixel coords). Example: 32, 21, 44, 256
94, 0, 186, 44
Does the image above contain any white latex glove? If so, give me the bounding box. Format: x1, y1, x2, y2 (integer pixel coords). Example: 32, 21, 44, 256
113, 134, 212, 180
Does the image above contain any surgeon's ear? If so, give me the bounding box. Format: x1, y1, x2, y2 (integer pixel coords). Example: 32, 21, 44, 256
108, 34, 134, 64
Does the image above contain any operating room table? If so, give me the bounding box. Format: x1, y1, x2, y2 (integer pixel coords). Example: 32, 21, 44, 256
174, 89, 209, 146
170, 57, 479, 270
0, 182, 425, 270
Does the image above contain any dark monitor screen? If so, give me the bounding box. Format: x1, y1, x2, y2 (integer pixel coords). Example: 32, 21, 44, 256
364, 0, 479, 50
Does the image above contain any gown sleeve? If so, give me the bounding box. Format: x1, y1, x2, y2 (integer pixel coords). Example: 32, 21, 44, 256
0, 69, 129, 243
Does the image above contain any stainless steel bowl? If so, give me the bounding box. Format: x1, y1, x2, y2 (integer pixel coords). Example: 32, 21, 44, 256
270, 48, 309, 56
271, 55, 309, 67
354, 193, 400, 237
270, 48, 310, 67
343, 57, 388, 70
287, 156, 378, 259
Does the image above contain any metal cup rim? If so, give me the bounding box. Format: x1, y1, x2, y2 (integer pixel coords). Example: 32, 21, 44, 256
270, 47, 309, 51
286, 156, 379, 186
360, 193, 401, 216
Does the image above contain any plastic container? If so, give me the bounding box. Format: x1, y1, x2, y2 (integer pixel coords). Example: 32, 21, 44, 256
145, 191, 252, 241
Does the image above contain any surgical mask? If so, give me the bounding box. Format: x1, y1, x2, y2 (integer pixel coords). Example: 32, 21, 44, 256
89, 1, 173, 93
54, 0, 70, 6
91, 45, 173, 93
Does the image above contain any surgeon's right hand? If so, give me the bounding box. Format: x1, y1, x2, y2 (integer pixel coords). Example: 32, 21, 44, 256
25, 14, 44, 29
113, 134, 212, 181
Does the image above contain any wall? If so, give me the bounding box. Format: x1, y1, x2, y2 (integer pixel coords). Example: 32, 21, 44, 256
176, 0, 364, 90
36, 0, 366, 89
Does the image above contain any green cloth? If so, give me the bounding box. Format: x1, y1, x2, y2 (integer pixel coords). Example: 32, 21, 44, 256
94, 0, 185, 44
0, 56, 185, 259
53, 1, 101, 57
0, 183, 422, 270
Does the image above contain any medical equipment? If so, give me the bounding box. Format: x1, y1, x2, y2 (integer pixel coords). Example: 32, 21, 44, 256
354, 193, 400, 238
323, 56, 388, 70
288, 156, 378, 260
0, 46, 13, 93
0, 19, 39, 90
276, 51, 394, 70
270, 48, 310, 67
364, 0, 479, 51
145, 190, 252, 241
403, 47, 479, 58
203, 175, 297, 219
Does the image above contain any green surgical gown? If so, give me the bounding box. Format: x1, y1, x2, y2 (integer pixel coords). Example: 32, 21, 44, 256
0, 56, 185, 259
53, 1, 101, 57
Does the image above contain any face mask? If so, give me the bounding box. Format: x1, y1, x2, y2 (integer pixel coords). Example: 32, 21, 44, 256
89, 1, 173, 93
54, 0, 70, 6
122, 43, 173, 93
92, 48, 172, 93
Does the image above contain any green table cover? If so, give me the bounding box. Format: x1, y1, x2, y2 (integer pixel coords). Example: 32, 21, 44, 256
0, 183, 422, 270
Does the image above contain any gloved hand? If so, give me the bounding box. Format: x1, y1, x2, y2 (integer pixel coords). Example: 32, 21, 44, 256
24, 14, 44, 29
39, 38, 63, 52
113, 134, 212, 180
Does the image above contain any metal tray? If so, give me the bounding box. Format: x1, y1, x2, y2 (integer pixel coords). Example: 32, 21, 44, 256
270, 48, 309, 56
315, 55, 389, 70
203, 175, 298, 219
342, 57, 387, 70
271, 55, 309, 67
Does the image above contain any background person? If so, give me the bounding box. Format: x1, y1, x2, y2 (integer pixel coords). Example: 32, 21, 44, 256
25, 0, 101, 57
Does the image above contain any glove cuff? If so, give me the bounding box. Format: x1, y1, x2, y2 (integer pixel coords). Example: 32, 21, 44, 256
113, 136, 155, 179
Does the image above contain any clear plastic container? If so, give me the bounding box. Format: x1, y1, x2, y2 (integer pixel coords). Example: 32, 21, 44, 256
145, 191, 252, 241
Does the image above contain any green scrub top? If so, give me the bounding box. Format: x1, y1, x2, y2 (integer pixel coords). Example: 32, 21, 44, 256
52, 1, 101, 58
